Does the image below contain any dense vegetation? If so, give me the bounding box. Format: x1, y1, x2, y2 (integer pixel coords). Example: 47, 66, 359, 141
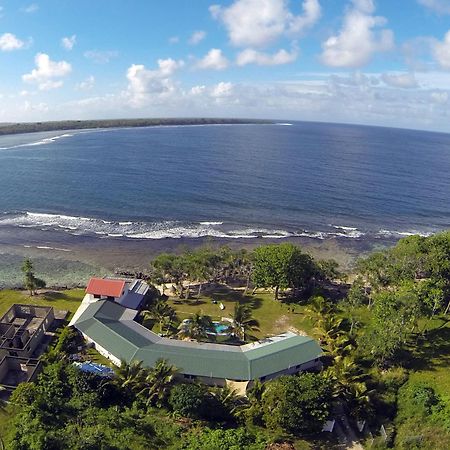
0, 118, 272, 136
3, 332, 332, 449
3, 233, 450, 448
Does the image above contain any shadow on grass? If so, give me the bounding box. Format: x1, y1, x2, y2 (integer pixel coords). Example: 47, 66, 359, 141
42, 291, 71, 301
401, 322, 450, 371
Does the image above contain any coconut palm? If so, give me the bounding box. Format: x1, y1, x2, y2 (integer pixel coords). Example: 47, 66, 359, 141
142, 299, 178, 335
114, 359, 146, 393
137, 359, 177, 408
324, 356, 366, 400
211, 385, 246, 416
238, 379, 266, 424
177, 313, 215, 341
229, 303, 260, 342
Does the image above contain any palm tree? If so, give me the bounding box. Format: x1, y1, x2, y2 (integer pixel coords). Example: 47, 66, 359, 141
137, 359, 177, 408
114, 359, 146, 393
142, 300, 178, 335
238, 379, 266, 424
177, 313, 215, 341
324, 357, 366, 400
306, 295, 335, 317
229, 303, 260, 342
211, 385, 246, 416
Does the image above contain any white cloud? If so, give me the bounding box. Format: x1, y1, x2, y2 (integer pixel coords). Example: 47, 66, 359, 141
125, 58, 184, 107
169, 36, 180, 44
190, 85, 206, 95
210, 0, 320, 48
433, 30, 450, 69
4, 69, 450, 133
320, 0, 394, 68
430, 90, 449, 103
211, 81, 234, 98
76, 75, 95, 91
22, 53, 71, 90
61, 35, 76, 51
381, 72, 418, 89
236, 47, 298, 66
188, 30, 206, 45
21, 4, 39, 13
84, 50, 119, 64
418, 0, 450, 14
197, 48, 229, 70
0, 33, 26, 51
23, 101, 48, 113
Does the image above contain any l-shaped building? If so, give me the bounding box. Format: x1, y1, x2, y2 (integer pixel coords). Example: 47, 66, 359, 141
70, 278, 322, 391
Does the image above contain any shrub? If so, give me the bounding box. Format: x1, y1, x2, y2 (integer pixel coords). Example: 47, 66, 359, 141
261, 373, 332, 435
181, 427, 268, 450
169, 384, 208, 419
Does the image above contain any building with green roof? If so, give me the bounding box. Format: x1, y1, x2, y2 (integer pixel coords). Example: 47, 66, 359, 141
71, 299, 322, 390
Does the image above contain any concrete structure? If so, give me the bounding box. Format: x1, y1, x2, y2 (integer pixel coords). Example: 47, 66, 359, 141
0, 355, 42, 391
0, 304, 54, 359
71, 299, 322, 390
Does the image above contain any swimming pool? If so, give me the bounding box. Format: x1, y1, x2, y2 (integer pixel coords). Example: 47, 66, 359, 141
213, 322, 230, 334
73, 361, 115, 377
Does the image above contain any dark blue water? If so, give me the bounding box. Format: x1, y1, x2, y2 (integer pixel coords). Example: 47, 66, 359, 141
0, 122, 449, 241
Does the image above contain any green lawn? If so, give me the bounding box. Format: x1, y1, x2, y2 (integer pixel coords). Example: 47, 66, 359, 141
0, 289, 84, 319
166, 286, 318, 339
403, 316, 450, 396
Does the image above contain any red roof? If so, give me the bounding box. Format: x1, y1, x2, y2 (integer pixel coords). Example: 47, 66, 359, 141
86, 278, 126, 298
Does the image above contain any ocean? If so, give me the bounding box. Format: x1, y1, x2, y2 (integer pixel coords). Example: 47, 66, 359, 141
0, 121, 449, 243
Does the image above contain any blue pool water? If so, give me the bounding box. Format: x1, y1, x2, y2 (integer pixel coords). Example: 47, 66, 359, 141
213, 323, 230, 334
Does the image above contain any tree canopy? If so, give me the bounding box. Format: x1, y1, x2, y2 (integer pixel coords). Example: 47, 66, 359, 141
252, 243, 316, 299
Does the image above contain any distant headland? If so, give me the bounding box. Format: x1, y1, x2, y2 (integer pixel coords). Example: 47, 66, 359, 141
0, 117, 274, 136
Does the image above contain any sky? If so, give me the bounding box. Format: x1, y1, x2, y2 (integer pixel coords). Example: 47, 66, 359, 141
1, 0, 450, 132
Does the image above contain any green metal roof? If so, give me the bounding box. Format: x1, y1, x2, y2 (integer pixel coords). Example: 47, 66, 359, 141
73, 300, 322, 381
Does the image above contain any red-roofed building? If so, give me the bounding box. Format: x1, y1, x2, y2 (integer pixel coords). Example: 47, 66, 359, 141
86, 278, 126, 299
70, 278, 149, 324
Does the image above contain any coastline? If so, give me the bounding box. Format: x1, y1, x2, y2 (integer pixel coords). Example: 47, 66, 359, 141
0, 117, 273, 137
0, 224, 396, 289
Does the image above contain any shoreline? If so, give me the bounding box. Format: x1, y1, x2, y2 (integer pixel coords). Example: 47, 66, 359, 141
0, 117, 273, 137
0, 224, 396, 289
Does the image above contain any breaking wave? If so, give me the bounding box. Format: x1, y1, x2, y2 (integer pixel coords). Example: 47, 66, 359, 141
0, 211, 435, 241
0, 133, 74, 150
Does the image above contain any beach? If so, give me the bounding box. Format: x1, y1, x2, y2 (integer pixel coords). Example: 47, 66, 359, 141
0, 223, 394, 288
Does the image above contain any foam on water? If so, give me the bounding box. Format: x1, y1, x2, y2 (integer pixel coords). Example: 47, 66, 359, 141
0, 133, 74, 150
0, 210, 432, 241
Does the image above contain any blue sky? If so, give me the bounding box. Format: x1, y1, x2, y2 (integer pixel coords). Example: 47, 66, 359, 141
1, 0, 450, 131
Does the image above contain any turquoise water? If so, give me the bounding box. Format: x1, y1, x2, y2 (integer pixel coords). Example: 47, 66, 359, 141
0, 122, 449, 240
213, 323, 230, 334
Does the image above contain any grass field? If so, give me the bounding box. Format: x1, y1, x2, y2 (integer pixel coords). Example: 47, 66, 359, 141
403, 316, 450, 396
0, 289, 85, 318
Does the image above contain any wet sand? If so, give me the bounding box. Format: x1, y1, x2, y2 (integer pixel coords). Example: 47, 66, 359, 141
0, 225, 396, 288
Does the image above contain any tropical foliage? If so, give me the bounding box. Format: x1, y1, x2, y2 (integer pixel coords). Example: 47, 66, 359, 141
177, 312, 215, 341
228, 303, 259, 341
